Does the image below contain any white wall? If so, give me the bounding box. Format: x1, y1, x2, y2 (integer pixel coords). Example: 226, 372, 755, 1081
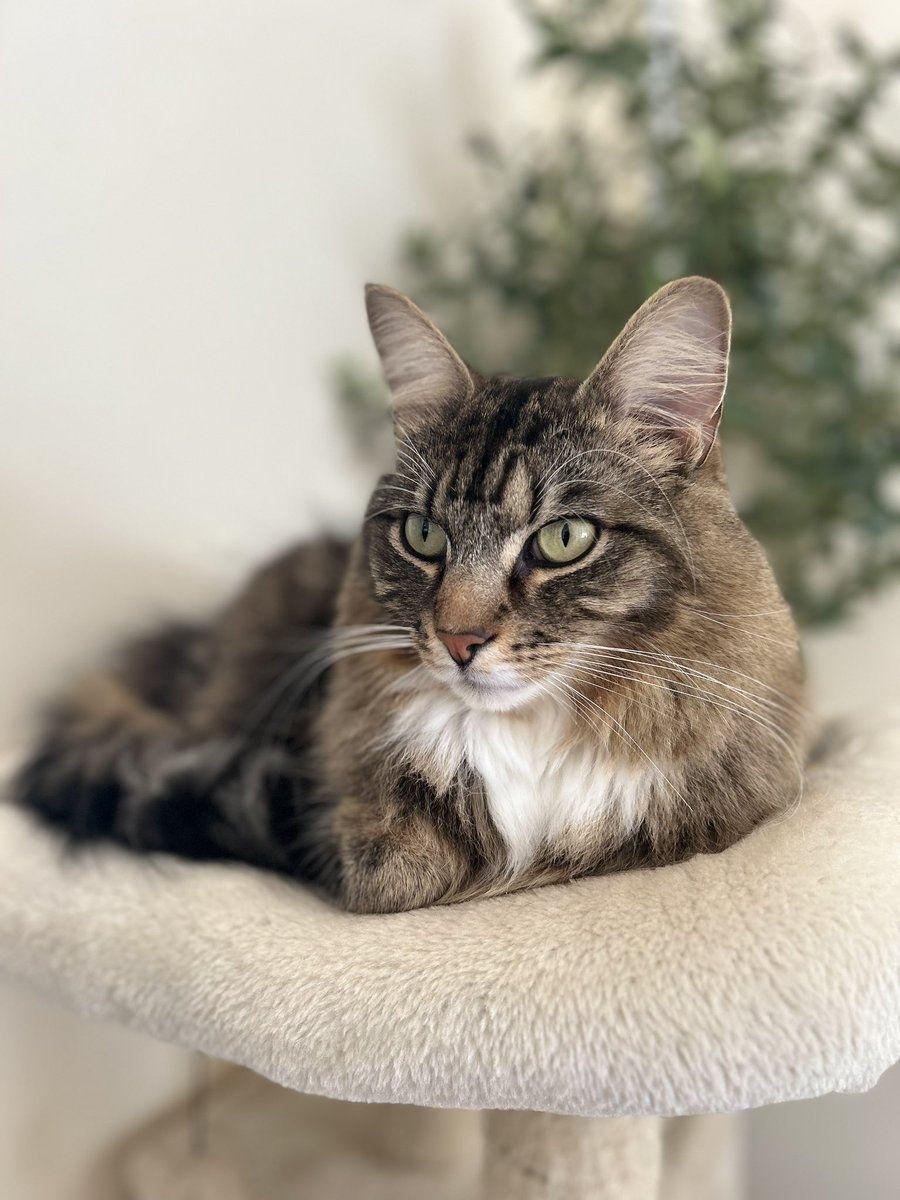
1, 1, 898, 1197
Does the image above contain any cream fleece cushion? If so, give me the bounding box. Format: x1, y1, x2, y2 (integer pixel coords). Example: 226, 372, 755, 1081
0, 715, 898, 1118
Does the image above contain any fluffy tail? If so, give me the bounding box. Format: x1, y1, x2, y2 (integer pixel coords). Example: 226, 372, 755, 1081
13, 628, 303, 872
12, 539, 348, 884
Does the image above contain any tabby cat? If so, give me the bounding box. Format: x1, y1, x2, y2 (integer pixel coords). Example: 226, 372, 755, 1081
14, 277, 806, 913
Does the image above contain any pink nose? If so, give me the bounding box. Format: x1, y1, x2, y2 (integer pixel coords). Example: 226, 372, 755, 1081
437, 630, 491, 666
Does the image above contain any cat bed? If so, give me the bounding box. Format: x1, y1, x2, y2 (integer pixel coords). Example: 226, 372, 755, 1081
0, 715, 899, 1123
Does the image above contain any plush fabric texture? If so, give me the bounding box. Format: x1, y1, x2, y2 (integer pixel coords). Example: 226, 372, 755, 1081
0, 714, 899, 1119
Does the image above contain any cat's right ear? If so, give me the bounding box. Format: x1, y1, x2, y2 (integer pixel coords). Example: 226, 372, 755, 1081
576, 277, 732, 468
365, 284, 474, 418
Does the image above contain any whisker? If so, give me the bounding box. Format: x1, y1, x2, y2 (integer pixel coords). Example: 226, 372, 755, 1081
583, 694, 692, 814
687, 610, 798, 650
395, 434, 435, 481
391, 465, 427, 493
567, 658, 805, 802
570, 657, 798, 753
557, 641, 804, 716
378, 483, 420, 501
689, 604, 792, 618
261, 624, 414, 652
245, 633, 415, 746
640, 641, 803, 716
330, 623, 415, 637
252, 638, 415, 752
543, 670, 693, 815
550, 476, 665, 529
571, 648, 786, 719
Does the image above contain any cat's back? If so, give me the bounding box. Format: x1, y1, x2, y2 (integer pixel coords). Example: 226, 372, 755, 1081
218, 536, 352, 637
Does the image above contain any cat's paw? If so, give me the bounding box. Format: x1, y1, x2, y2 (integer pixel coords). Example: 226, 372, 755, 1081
339, 832, 465, 913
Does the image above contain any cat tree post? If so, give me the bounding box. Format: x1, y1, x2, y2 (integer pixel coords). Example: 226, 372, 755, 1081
0, 716, 898, 1197
482, 1112, 664, 1200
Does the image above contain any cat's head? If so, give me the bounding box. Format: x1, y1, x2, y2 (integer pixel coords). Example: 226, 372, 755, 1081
363, 278, 733, 712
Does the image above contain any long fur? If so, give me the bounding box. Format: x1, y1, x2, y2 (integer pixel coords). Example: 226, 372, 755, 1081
13, 278, 807, 913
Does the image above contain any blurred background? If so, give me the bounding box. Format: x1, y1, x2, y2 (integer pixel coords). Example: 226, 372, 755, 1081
1, 0, 899, 1196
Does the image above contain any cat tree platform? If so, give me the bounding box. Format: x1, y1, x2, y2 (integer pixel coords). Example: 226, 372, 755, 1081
1, 715, 899, 1198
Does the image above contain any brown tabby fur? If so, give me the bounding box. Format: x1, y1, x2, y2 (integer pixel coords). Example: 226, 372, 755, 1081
14, 278, 806, 913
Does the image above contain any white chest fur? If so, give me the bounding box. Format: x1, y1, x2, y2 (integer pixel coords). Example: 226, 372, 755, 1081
390, 689, 653, 871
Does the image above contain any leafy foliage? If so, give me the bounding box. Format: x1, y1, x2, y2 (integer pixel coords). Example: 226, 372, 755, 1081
340, 0, 900, 625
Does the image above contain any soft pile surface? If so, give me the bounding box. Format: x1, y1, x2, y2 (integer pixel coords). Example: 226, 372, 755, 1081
0, 716, 898, 1118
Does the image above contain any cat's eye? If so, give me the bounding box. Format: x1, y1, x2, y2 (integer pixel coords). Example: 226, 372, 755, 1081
532, 518, 597, 565
403, 513, 448, 560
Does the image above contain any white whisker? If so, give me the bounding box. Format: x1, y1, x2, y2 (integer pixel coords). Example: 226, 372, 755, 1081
571, 657, 799, 754
566, 657, 805, 806
549, 672, 693, 814
378, 483, 420, 501
687, 610, 798, 650
246, 630, 415, 745
558, 641, 804, 716
395, 434, 435, 481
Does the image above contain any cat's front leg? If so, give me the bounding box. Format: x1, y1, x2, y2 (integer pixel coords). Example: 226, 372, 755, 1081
336, 782, 472, 914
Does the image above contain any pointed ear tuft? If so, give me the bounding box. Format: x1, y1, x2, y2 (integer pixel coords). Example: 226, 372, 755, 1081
578, 277, 732, 467
365, 284, 474, 418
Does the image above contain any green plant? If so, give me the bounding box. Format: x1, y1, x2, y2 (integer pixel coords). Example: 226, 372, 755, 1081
339, 0, 900, 625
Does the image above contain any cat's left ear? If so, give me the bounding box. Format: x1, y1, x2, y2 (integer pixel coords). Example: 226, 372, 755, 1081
365, 284, 474, 418
577, 277, 732, 467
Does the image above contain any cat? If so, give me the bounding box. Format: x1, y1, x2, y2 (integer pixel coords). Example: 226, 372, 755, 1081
13, 277, 807, 913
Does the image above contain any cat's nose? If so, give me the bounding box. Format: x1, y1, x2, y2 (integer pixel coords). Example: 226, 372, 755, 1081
436, 629, 492, 666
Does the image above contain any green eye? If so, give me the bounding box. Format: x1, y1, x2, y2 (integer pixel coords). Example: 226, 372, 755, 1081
403, 513, 448, 560
534, 518, 597, 565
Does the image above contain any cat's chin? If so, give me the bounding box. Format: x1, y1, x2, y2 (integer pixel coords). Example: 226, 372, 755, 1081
448, 671, 544, 714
